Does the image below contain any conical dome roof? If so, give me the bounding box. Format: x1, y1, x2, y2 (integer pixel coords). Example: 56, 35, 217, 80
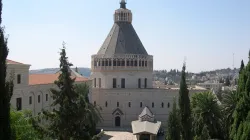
97, 23, 148, 57
97, 1, 148, 57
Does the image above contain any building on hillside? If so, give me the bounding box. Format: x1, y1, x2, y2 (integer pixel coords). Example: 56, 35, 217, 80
90, 0, 207, 130
197, 82, 223, 92
7, 59, 88, 115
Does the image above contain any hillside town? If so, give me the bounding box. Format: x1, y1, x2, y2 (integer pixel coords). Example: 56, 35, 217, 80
153, 68, 239, 93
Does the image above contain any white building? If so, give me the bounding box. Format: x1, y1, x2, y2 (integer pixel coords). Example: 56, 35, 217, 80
90, 0, 206, 131
7, 59, 88, 116
197, 82, 223, 91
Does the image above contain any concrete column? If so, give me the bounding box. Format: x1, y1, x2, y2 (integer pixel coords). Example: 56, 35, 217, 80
150, 135, 153, 140
125, 57, 127, 68
136, 135, 140, 140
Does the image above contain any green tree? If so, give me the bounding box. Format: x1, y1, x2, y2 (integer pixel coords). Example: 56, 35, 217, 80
178, 64, 192, 140
221, 91, 237, 139
230, 51, 250, 139
74, 83, 102, 137
33, 45, 102, 140
0, 0, 12, 136
191, 92, 223, 139
166, 98, 180, 140
201, 125, 210, 140
10, 109, 40, 140
239, 60, 244, 74
194, 125, 211, 140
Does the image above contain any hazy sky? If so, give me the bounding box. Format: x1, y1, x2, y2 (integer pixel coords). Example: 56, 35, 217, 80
3, 0, 250, 72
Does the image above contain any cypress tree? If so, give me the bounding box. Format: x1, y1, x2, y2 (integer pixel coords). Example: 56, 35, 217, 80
178, 63, 192, 140
231, 51, 250, 139
239, 60, 244, 74
166, 98, 180, 140
50, 46, 79, 139
0, 0, 12, 139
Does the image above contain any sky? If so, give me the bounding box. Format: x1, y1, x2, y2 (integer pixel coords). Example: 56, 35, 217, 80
2, 0, 250, 73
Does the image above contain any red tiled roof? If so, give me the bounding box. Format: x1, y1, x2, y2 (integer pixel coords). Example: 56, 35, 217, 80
6, 59, 25, 65
29, 73, 89, 85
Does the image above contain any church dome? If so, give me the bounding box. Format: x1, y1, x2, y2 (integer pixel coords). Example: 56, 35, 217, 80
96, 0, 148, 57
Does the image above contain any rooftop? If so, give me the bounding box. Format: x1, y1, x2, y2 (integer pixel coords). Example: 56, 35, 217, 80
139, 107, 154, 118
29, 73, 88, 85
6, 59, 30, 65
97, 23, 148, 57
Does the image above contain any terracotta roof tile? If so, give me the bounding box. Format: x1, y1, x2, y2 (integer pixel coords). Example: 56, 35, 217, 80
29, 73, 88, 85
6, 59, 24, 65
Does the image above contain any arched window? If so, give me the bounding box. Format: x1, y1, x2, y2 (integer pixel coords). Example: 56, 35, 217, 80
144, 78, 147, 88
121, 78, 125, 88
113, 60, 117, 66
98, 78, 101, 88
138, 79, 141, 88
161, 102, 164, 108
128, 102, 131, 107
105, 101, 108, 107
140, 102, 142, 108
131, 60, 134, 66
117, 102, 119, 107
168, 102, 170, 108
113, 78, 117, 88
152, 102, 154, 108
126, 60, 130, 66
94, 78, 96, 88
134, 60, 137, 66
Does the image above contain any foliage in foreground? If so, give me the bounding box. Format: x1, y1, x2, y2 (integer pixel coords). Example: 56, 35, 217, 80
0, 1, 12, 137
10, 109, 40, 140
230, 53, 250, 140
191, 91, 223, 139
221, 91, 237, 139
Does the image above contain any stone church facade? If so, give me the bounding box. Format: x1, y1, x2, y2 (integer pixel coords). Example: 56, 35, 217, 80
90, 0, 206, 128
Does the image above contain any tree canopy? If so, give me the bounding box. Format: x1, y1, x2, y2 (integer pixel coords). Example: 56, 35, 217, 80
33, 45, 102, 140
178, 63, 192, 140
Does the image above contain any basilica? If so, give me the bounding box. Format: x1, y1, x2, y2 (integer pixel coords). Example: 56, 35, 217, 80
90, 0, 205, 129
7, 0, 206, 139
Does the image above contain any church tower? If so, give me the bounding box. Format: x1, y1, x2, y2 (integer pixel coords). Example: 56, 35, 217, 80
91, 0, 153, 89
